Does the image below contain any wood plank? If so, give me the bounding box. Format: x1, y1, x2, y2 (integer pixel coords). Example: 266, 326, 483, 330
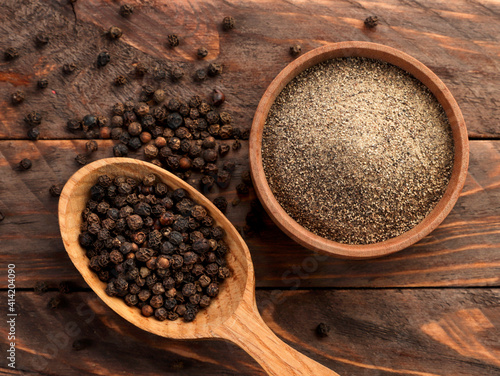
2, 289, 499, 375
0, 140, 499, 288
0, 0, 499, 139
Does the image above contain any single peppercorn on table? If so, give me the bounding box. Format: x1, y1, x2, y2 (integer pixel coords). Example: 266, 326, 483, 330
0, 0, 499, 375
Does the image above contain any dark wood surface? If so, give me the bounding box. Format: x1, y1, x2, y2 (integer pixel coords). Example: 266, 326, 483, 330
0, 0, 499, 375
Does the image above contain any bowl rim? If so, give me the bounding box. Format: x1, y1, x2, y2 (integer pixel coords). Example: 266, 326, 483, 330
249, 41, 469, 259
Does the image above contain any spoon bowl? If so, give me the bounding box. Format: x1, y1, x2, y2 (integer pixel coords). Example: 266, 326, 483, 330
59, 158, 339, 376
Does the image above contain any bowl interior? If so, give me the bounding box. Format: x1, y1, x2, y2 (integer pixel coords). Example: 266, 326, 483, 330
250, 41, 469, 259
59, 158, 252, 339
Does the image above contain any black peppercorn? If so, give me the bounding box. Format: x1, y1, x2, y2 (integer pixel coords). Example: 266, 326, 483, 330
62, 63, 77, 74
35, 33, 49, 46
222, 16, 235, 31
197, 47, 208, 59
113, 102, 125, 116
364, 15, 379, 28
119, 4, 134, 17
4, 47, 19, 61
113, 143, 129, 157
75, 153, 87, 166
49, 184, 64, 197
212, 89, 225, 106
114, 75, 128, 86
218, 144, 230, 157
11, 90, 25, 105
236, 183, 249, 195
290, 44, 302, 56
207, 63, 222, 77
171, 66, 184, 81
97, 52, 111, 67
72, 339, 91, 351
232, 139, 242, 151
167, 34, 180, 47
200, 175, 215, 191
194, 68, 207, 82
153, 67, 167, 81
135, 62, 148, 77
25, 111, 42, 126
213, 197, 227, 213
37, 78, 49, 89
316, 322, 331, 337
18, 158, 32, 171
108, 26, 123, 39
27, 128, 41, 141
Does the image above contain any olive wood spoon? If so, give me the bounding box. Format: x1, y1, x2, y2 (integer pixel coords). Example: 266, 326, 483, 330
58, 158, 340, 376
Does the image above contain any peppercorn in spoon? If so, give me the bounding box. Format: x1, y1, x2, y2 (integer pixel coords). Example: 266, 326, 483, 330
58, 158, 339, 376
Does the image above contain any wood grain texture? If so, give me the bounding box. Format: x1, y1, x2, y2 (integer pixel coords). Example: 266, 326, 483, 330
0, 140, 499, 288
1, 289, 499, 376
0, 0, 499, 139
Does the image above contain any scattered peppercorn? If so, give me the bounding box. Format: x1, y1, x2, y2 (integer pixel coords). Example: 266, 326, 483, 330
197, 47, 208, 59
49, 184, 64, 197
213, 197, 227, 213
35, 32, 49, 46
222, 16, 235, 31
58, 281, 72, 294
97, 52, 111, 67
86, 140, 98, 153
37, 78, 49, 89
208, 63, 222, 77
212, 89, 225, 106
290, 44, 302, 56
135, 62, 148, 77
25, 111, 42, 126
75, 154, 88, 166
236, 183, 249, 195
47, 296, 62, 309
171, 66, 184, 81
231, 198, 240, 206
241, 170, 252, 186
167, 34, 180, 48
18, 158, 32, 171
72, 339, 92, 351
11, 90, 25, 104
114, 75, 128, 86
27, 128, 40, 140
316, 322, 331, 337
364, 15, 379, 28
232, 139, 241, 151
194, 68, 207, 82
4, 47, 19, 61
108, 26, 123, 39
119, 4, 134, 17
62, 63, 77, 74
34, 281, 48, 295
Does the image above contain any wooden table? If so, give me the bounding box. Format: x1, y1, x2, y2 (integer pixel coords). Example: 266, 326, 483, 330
1, 0, 499, 375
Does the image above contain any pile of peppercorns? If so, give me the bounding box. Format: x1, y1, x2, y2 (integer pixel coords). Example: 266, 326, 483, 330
68, 89, 249, 192
79, 173, 231, 322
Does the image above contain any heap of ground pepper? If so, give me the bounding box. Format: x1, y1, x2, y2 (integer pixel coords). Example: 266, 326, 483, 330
79, 173, 231, 322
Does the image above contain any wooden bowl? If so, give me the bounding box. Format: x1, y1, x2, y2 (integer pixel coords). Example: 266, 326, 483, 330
59, 158, 339, 376
249, 41, 469, 259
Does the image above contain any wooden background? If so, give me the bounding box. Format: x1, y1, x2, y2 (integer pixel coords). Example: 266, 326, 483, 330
1, 0, 499, 375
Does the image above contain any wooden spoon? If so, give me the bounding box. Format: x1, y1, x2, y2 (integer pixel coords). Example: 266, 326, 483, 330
58, 158, 339, 376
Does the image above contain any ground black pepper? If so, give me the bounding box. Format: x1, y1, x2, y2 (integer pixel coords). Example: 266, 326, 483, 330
262, 57, 454, 244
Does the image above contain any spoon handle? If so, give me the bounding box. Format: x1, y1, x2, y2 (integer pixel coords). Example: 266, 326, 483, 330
216, 299, 340, 376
